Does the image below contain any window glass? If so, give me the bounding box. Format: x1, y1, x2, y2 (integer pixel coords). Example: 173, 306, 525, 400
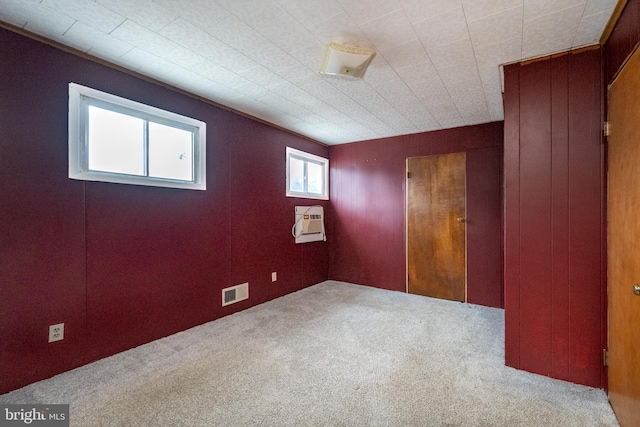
69, 83, 206, 190
307, 161, 323, 195
88, 106, 144, 176
289, 157, 305, 193
149, 122, 193, 181
286, 147, 328, 200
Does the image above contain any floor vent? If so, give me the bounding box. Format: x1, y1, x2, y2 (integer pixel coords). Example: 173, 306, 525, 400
222, 283, 248, 306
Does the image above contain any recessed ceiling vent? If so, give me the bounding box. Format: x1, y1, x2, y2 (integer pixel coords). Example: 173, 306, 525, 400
319, 42, 376, 79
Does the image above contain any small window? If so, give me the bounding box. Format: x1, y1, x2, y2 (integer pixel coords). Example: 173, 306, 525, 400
68, 83, 206, 190
286, 147, 329, 200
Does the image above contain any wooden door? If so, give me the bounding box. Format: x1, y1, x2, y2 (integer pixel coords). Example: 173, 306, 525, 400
407, 153, 466, 302
607, 45, 640, 427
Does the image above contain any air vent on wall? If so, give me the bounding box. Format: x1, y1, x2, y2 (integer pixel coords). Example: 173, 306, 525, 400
222, 283, 249, 306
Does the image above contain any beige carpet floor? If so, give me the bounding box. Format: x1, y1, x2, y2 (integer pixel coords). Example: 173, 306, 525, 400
0, 281, 619, 426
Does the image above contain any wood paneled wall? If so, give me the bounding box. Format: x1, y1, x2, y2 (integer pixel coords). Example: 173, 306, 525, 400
0, 28, 329, 394
503, 49, 606, 388
329, 123, 504, 308
605, 0, 640, 84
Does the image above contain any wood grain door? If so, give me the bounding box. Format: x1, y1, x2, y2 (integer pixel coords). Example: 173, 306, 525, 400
407, 153, 466, 302
607, 45, 640, 427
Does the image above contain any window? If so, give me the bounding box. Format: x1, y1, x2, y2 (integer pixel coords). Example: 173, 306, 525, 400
286, 147, 329, 200
68, 83, 206, 190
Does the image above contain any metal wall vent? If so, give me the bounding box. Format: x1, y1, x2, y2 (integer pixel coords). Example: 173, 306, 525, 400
222, 282, 248, 306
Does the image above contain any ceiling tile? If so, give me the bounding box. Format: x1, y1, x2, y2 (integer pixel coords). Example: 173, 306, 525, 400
111, 20, 187, 63
522, 35, 574, 59
395, 61, 444, 98
245, 41, 301, 73
0, 0, 31, 28
153, 0, 230, 31
404, 109, 440, 130
374, 77, 416, 106
300, 114, 329, 125
447, 76, 485, 107
277, 68, 322, 93
277, 0, 344, 26
289, 43, 326, 71
205, 17, 301, 73
357, 117, 395, 136
419, 96, 465, 128
206, 16, 267, 56
360, 9, 418, 51
362, 55, 400, 87
0, 0, 75, 34
238, 65, 287, 89
573, 11, 611, 46
473, 36, 522, 69
380, 39, 429, 70
523, 0, 585, 21
253, 13, 317, 53
194, 62, 248, 90
468, 5, 523, 48
413, 6, 469, 50
460, 108, 491, 125
214, 0, 285, 27
398, 0, 461, 24
41, 0, 125, 33
522, 4, 584, 57
63, 21, 133, 57
336, 0, 402, 27
270, 80, 313, 101
159, 19, 258, 72
300, 79, 342, 101
234, 82, 271, 99
427, 38, 476, 76
117, 47, 176, 75
308, 11, 366, 46
583, 0, 618, 17
461, 0, 522, 22
96, 0, 176, 32
479, 67, 505, 121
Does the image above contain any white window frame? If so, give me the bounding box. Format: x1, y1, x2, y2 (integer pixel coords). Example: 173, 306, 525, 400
68, 83, 206, 190
286, 147, 329, 200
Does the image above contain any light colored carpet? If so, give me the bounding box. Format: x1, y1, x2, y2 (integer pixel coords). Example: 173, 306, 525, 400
1, 281, 619, 426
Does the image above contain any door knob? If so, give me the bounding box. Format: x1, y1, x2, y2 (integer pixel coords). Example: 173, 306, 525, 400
457, 217, 465, 223
634, 284, 640, 296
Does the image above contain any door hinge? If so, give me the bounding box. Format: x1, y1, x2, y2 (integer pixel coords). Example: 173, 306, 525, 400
407, 171, 411, 179
603, 349, 609, 367
604, 121, 611, 137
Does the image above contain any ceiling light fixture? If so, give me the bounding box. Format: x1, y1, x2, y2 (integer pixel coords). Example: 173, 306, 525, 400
319, 42, 376, 79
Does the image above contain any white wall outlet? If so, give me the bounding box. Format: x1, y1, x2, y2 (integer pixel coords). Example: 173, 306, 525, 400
49, 323, 64, 343
272, 272, 277, 282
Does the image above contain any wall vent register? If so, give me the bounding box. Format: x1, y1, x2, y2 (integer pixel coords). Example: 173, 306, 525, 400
222, 283, 248, 307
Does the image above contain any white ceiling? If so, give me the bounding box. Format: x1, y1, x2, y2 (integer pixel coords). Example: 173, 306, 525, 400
0, 0, 618, 145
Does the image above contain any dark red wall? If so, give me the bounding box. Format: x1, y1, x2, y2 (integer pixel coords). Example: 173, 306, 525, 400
503, 49, 606, 388
329, 123, 504, 308
605, 0, 640, 84
0, 28, 329, 393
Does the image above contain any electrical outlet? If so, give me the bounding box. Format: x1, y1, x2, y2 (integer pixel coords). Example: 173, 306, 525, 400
272, 272, 277, 282
48, 323, 64, 343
